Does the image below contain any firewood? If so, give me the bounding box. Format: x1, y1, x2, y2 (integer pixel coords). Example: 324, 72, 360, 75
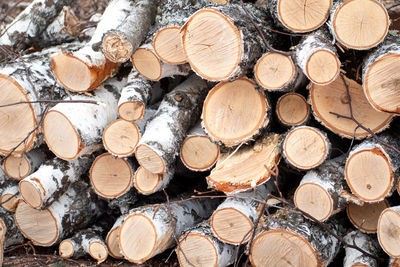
377, 205, 400, 257
19, 157, 91, 209
135, 74, 209, 174
343, 231, 379, 267
391, 258, 400, 267
275, 92, 310, 127
101, 0, 158, 63
176, 221, 235, 267
250, 212, 342, 267
362, 33, 400, 114
180, 122, 220, 172
347, 201, 389, 234
329, 0, 389, 50
59, 226, 108, 263
295, 29, 340, 85
105, 215, 125, 259
42, 78, 124, 160
0, 183, 20, 212
202, 78, 270, 147
345, 133, 399, 203
267, 0, 332, 33
15, 181, 102, 247
282, 126, 331, 171
210, 182, 276, 245
0, 208, 24, 266
207, 133, 281, 194
309, 75, 393, 139
3, 149, 46, 180
118, 197, 220, 263
133, 166, 174, 195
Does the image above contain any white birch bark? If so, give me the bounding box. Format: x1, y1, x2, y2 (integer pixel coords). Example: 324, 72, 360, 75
343, 231, 379, 267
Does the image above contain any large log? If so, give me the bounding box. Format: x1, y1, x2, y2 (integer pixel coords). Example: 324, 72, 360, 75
347, 201, 389, 234
377, 205, 400, 258
343, 231, 379, 267
275, 92, 310, 127
3, 148, 46, 180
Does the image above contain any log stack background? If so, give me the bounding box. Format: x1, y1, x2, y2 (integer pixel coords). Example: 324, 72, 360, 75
0, 0, 399, 266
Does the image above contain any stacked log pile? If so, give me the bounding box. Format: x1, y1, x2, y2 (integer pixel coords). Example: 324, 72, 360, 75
0, 0, 399, 266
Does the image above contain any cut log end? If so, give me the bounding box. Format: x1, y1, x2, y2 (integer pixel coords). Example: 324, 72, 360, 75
90, 153, 134, 198
364, 53, 400, 114
0, 193, 19, 212
283, 126, 329, 170
132, 48, 163, 81
89, 241, 108, 263
135, 144, 165, 174
19, 180, 42, 209
276, 93, 309, 127
106, 226, 124, 259
153, 26, 187, 65
182, 8, 242, 81
306, 50, 340, 85
59, 240, 74, 258
347, 201, 389, 233
4, 155, 31, 180
134, 166, 163, 194
378, 207, 400, 257
250, 229, 318, 267
103, 119, 140, 157
202, 78, 269, 147
102, 32, 133, 63
0, 218, 5, 266
177, 233, 218, 267
180, 136, 219, 171
43, 110, 80, 160
332, 0, 389, 50
0, 74, 36, 155
15, 201, 57, 246
294, 183, 333, 222
118, 100, 145, 121
345, 148, 392, 202
210, 207, 253, 244
277, 0, 332, 32
119, 214, 156, 263
254, 52, 295, 91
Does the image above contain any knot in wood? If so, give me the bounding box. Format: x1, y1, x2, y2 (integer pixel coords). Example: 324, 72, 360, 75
340, 94, 349, 104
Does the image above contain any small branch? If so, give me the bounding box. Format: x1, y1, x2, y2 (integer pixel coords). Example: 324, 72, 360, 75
0, 191, 18, 205
0, 99, 101, 109
387, 2, 400, 11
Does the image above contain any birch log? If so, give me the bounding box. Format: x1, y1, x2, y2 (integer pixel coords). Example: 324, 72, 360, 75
19, 156, 92, 209
133, 165, 175, 195
119, 197, 220, 263
15, 181, 102, 247
0, 208, 24, 266
275, 92, 310, 127
378, 205, 400, 257
362, 33, 400, 114
343, 231, 379, 267
0, 183, 20, 212
3, 148, 46, 180
135, 74, 209, 174
105, 215, 126, 259
42, 78, 123, 160
347, 201, 389, 234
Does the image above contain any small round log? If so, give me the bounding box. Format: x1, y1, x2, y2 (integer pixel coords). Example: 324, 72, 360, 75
275, 92, 310, 127
0, 184, 20, 212
3, 149, 46, 180
106, 215, 125, 259
347, 200, 389, 234
133, 166, 174, 195
378, 205, 400, 258
343, 230, 379, 267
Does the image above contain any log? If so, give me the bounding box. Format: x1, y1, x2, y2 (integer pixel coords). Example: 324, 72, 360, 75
176, 221, 235, 267
0, 183, 20, 212
275, 92, 310, 127
267, 0, 332, 33
3, 149, 46, 180
329, 0, 389, 50
105, 215, 125, 259
345, 133, 399, 203
118, 197, 220, 263
50, 0, 135, 92
135, 74, 209, 174
250, 212, 342, 267
295, 29, 340, 85
133, 166, 174, 195
391, 258, 400, 267
0, 208, 24, 266
131, 43, 191, 81
89, 153, 136, 199
343, 231, 379, 267
362, 33, 400, 114
347, 201, 389, 234
210, 182, 276, 245
202, 78, 271, 147
282, 126, 331, 171
15, 181, 102, 246
59, 226, 108, 263
309, 75, 393, 139
294, 156, 348, 222
207, 133, 281, 194
42, 78, 123, 160
180, 122, 220, 172
378, 206, 400, 257
101, 0, 158, 63
19, 156, 92, 209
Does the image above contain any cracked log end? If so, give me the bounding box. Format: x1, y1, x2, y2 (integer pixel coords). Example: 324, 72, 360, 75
102, 32, 133, 63
202, 78, 270, 147
176, 233, 218, 267
59, 240, 74, 258
89, 241, 108, 263
103, 119, 140, 157
306, 50, 340, 85
378, 206, 400, 257
131, 47, 163, 81
364, 53, 400, 114
250, 229, 318, 266
332, 0, 389, 50
118, 99, 145, 122
134, 166, 163, 195
182, 8, 242, 81
90, 153, 134, 198
19, 180, 42, 209
106, 226, 124, 259
277, 0, 331, 32
0, 74, 36, 156
4, 155, 31, 180
254, 52, 295, 91
276, 92, 309, 127
309, 75, 393, 139
345, 147, 393, 202
347, 201, 389, 233
153, 26, 187, 65
180, 135, 219, 171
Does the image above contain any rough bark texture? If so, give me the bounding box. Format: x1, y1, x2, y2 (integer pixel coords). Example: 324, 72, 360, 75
343, 231, 379, 267
0, 208, 24, 266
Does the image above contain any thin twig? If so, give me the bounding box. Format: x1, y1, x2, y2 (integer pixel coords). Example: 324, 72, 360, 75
0, 192, 18, 205
0, 99, 100, 108
387, 2, 400, 10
